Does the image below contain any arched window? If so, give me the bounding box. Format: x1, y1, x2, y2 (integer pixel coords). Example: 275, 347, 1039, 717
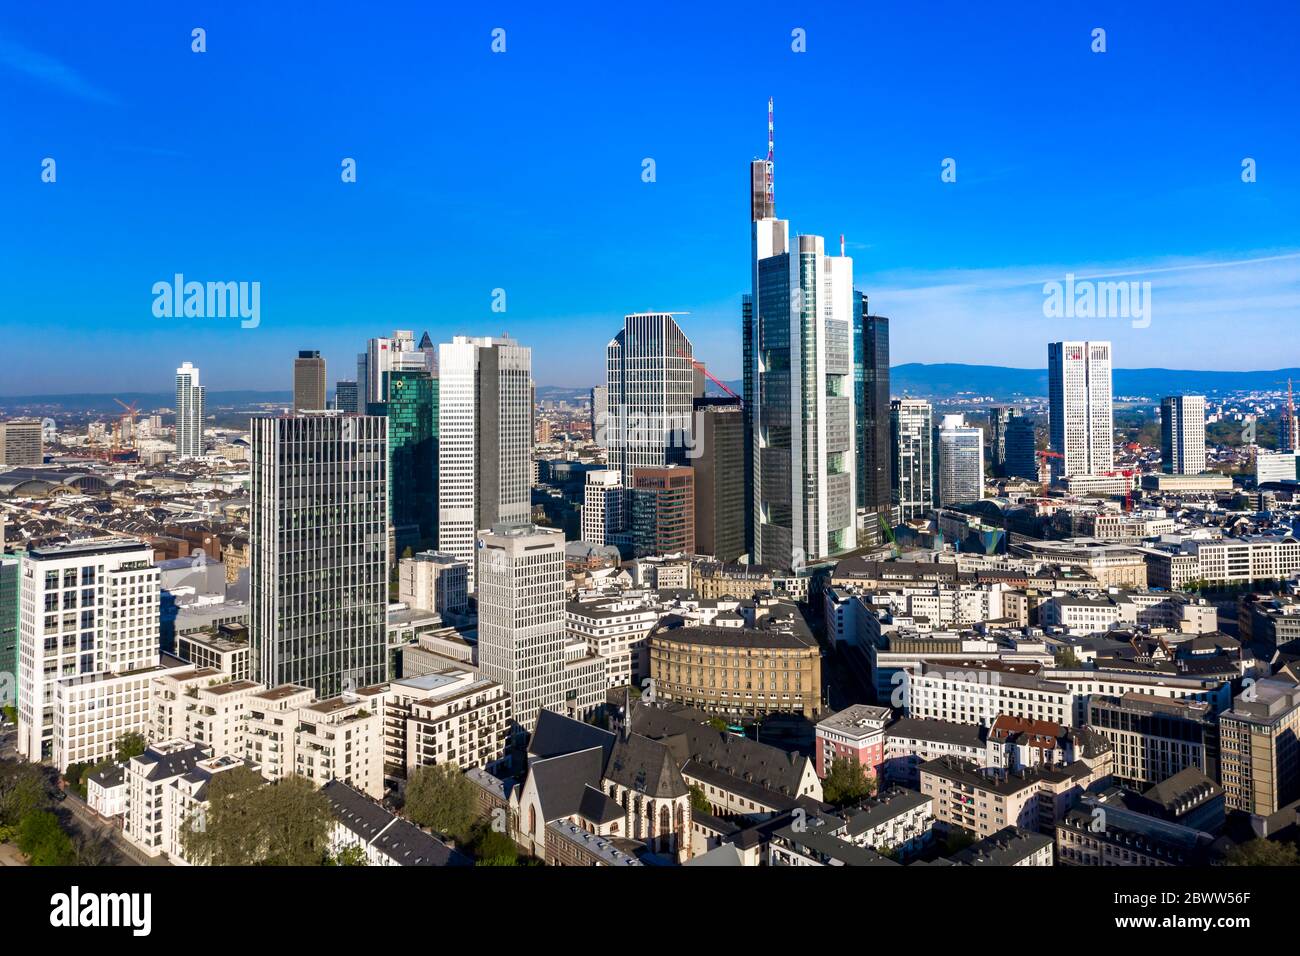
660, 805, 671, 846
528, 805, 537, 838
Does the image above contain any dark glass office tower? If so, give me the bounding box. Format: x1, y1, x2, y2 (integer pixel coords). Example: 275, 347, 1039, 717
371, 369, 438, 556
692, 397, 745, 561
741, 294, 754, 557
854, 292, 892, 539
1005, 415, 1038, 480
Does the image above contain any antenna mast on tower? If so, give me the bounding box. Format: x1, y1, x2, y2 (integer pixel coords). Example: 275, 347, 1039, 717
765, 97, 775, 211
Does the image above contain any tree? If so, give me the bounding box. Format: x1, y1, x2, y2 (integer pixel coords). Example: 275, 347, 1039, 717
473, 826, 519, 866
327, 843, 369, 866
181, 767, 332, 866
18, 811, 76, 865
707, 717, 729, 733
1054, 648, 1082, 669
404, 763, 475, 841
0, 762, 50, 829
821, 756, 877, 807
943, 827, 977, 855
114, 732, 147, 763
688, 784, 711, 816
1225, 839, 1300, 866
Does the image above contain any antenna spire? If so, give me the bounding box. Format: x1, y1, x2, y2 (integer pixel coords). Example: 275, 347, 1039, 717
765, 97, 775, 211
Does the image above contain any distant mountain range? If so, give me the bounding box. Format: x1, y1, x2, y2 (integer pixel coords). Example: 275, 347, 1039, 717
5, 365, 1300, 412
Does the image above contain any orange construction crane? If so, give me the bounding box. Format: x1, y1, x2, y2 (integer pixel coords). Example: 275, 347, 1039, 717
676, 349, 739, 400
1036, 450, 1063, 496
113, 398, 140, 451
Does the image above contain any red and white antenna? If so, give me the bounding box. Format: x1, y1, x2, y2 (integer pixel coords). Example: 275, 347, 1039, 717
765, 97, 775, 210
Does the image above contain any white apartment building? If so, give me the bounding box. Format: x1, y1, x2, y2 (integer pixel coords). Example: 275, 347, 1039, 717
936, 414, 984, 507
17, 538, 163, 766
124, 740, 212, 858
383, 670, 511, 778
581, 469, 623, 546
476, 524, 566, 734
150, 668, 264, 758
175, 362, 205, 459
565, 595, 661, 688
1161, 395, 1206, 476
163, 753, 249, 865
398, 551, 469, 616
437, 336, 532, 584
1048, 341, 1113, 479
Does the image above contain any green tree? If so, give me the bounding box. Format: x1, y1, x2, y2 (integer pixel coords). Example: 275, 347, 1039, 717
688, 784, 711, 816
181, 767, 332, 866
1225, 839, 1300, 866
2, 704, 16, 725
327, 843, 369, 866
474, 826, 519, 866
943, 827, 977, 855
821, 756, 877, 807
1054, 648, 1082, 669
18, 811, 76, 865
114, 732, 147, 763
0, 762, 50, 828
404, 763, 475, 841
707, 717, 729, 732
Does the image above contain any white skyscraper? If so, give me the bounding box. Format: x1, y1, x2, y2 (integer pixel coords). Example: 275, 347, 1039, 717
745, 103, 856, 569
581, 469, 623, 546
891, 398, 934, 520
1161, 395, 1207, 475
605, 312, 695, 497
362, 330, 436, 407
174, 362, 205, 459
1048, 341, 1114, 480
437, 336, 532, 583
250, 411, 389, 697
936, 414, 985, 507
17, 539, 162, 764
476, 524, 565, 735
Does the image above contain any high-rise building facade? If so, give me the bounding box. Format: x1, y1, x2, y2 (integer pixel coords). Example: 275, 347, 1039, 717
16, 539, 160, 762
293, 350, 327, 412
581, 469, 623, 546
249, 412, 389, 697
475, 524, 565, 734
1161, 395, 1207, 476
362, 330, 436, 407
590, 385, 608, 447
1004, 415, 1038, 481
936, 414, 985, 507
629, 465, 695, 558
372, 369, 438, 556
0, 419, 43, 466
891, 399, 934, 521
1048, 341, 1113, 480
691, 397, 745, 561
174, 362, 205, 459
854, 293, 892, 536
334, 380, 359, 413
0, 553, 19, 718
988, 406, 1022, 476
746, 108, 856, 570
605, 313, 695, 501
437, 336, 532, 582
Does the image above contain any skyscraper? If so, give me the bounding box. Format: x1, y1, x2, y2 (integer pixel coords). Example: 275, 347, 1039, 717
691, 397, 745, 561
936, 414, 985, 507
629, 465, 695, 558
746, 103, 857, 569
1161, 395, 1207, 475
1048, 341, 1113, 480
476, 524, 565, 734
293, 350, 327, 412
854, 292, 892, 535
0, 420, 42, 466
334, 380, 359, 413
174, 361, 205, 459
363, 330, 436, 407
988, 406, 1022, 476
590, 385, 608, 447
891, 398, 933, 521
372, 369, 438, 555
605, 312, 695, 500
250, 411, 389, 697
437, 336, 532, 582
1004, 415, 1038, 481
0, 552, 19, 721
581, 469, 622, 546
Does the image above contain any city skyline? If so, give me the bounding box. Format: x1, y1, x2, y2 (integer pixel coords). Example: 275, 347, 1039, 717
3, 3, 1298, 395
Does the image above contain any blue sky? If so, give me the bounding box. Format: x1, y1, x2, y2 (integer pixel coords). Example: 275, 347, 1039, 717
1, 1, 1297, 394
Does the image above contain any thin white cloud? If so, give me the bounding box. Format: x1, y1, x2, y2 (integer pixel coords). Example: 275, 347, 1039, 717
0, 37, 120, 106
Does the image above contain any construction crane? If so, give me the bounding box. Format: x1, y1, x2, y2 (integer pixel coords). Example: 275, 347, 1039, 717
113, 398, 140, 451
675, 349, 739, 400
1035, 450, 1063, 496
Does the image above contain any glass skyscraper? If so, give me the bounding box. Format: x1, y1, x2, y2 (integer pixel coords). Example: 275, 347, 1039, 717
371, 369, 438, 556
